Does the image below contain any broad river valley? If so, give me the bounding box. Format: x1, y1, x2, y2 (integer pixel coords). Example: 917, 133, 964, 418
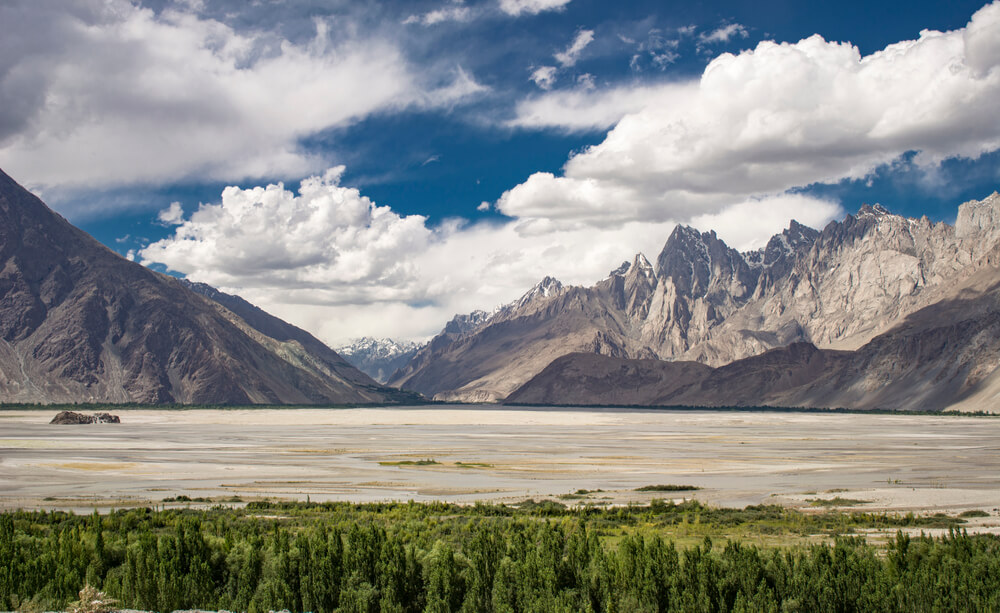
2, 407, 999, 516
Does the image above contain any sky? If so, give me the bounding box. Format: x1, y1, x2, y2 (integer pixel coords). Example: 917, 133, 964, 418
2, 0, 1000, 346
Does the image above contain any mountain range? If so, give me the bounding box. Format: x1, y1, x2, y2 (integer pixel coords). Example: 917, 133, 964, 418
391, 192, 1000, 411
0, 169, 413, 405
4, 161, 999, 412
335, 337, 422, 383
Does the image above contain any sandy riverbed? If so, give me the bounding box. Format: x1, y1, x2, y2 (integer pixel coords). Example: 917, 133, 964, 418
1, 406, 999, 517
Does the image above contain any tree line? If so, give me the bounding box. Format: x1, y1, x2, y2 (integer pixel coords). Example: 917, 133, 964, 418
1, 501, 998, 612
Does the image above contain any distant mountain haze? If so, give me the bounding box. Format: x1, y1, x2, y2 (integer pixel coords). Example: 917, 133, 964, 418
0, 169, 414, 405
335, 337, 423, 383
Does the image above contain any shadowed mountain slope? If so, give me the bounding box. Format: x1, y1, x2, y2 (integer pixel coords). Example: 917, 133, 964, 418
0, 169, 412, 404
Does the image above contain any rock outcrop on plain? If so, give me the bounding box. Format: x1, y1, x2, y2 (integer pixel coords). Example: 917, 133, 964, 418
50, 411, 121, 424
393, 191, 1000, 408
0, 169, 414, 405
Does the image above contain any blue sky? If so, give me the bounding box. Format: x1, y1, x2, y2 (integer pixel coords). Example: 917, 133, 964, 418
2, 0, 999, 344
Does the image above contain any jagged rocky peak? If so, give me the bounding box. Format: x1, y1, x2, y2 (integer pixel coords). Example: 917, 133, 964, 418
856, 203, 892, 217
609, 261, 630, 277
655, 225, 757, 300
628, 253, 655, 275
610, 253, 655, 278
337, 336, 419, 359
515, 276, 564, 309
623, 253, 657, 318
784, 219, 820, 246
762, 219, 819, 267
656, 225, 712, 281
815, 201, 915, 254
336, 336, 423, 384
444, 310, 492, 336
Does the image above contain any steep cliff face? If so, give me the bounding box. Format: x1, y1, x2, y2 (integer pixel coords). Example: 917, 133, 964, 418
682, 197, 1000, 365
0, 169, 409, 405
393, 191, 1000, 404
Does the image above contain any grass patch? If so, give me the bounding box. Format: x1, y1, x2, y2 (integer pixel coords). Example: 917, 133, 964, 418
560, 488, 606, 499
959, 509, 990, 518
378, 459, 441, 466
808, 497, 870, 507
163, 495, 211, 503
636, 484, 701, 492
455, 461, 493, 468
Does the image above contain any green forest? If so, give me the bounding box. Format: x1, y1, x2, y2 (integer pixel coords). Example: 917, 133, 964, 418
2, 500, 998, 612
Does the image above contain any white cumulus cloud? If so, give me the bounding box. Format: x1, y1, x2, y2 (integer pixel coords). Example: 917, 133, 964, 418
108, 2, 1000, 347
157, 201, 185, 226
503, 2, 1000, 228
141, 169, 841, 345
509, 82, 691, 131
140, 167, 433, 301
689, 194, 842, 252
0, 0, 482, 192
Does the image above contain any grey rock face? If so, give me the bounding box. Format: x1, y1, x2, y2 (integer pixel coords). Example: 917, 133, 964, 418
508, 271, 1000, 412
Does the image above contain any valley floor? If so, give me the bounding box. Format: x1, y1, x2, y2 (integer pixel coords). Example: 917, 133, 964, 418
2, 406, 999, 522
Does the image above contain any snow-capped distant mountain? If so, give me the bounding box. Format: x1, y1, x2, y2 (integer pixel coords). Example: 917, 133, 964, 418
336, 337, 423, 383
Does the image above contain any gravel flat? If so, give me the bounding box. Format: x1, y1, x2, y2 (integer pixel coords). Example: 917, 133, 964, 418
1, 406, 999, 514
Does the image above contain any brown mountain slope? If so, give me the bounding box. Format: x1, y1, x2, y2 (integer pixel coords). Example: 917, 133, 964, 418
507, 267, 1000, 412
0, 169, 410, 404
389, 274, 658, 402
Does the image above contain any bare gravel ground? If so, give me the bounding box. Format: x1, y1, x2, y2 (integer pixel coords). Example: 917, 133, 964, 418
1, 406, 998, 521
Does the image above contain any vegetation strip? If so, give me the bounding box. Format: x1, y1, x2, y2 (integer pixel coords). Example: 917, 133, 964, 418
2, 500, 996, 612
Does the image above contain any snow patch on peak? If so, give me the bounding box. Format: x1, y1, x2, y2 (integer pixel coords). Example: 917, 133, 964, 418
632, 253, 653, 268
610, 261, 630, 277
857, 203, 892, 217
628, 253, 655, 280
444, 310, 494, 336
337, 337, 419, 360
669, 224, 704, 241
611, 254, 654, 278
337, 337, 424, 384
516, 276, 564, 308
742, 219, 819, 269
